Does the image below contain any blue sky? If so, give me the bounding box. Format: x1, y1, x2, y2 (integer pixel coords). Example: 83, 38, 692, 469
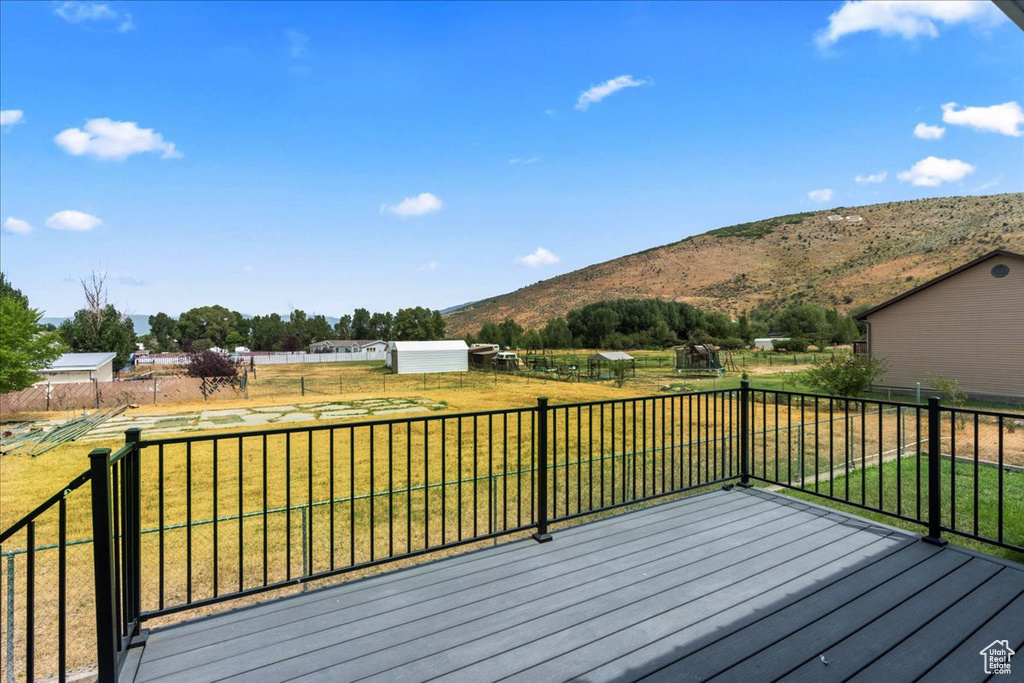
1, 1, 1021, 318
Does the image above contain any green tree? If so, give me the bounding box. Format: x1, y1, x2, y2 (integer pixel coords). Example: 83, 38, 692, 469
520, 329, 543, 350
249, 313, 287, 351
333, 314, 353, 339
177, 305, 244, 349
58, 273, 135, 370
0, 294, 65, 393
59, 305, 136, 370
148, 312, 179, 351
477, 322, 502, 346
500, 318, 523, 349
352, 308, 372, 339
0, 272, 28, 307
369, 311, 394, 339
541, 317, 573, 349
802, 355, 888, 397
304, 314, 333, 345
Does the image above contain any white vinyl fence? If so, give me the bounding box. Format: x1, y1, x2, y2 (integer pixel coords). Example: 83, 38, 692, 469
139, 351, 387, 367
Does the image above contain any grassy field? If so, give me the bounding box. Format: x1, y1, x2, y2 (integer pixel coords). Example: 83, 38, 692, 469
779, 457, 1024, 563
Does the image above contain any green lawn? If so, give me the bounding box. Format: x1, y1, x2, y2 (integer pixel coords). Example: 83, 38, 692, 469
777, 456, 1024, 563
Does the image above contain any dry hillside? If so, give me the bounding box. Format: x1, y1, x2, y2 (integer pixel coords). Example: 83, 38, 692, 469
445, 193, 1024, 337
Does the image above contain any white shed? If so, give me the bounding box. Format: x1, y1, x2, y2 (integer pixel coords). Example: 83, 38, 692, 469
37, 352, 116, 384
389, 341, 469, 374
754, 338, 790, 351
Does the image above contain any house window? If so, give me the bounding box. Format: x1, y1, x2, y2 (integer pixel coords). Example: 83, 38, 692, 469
991, 264, 1009, 278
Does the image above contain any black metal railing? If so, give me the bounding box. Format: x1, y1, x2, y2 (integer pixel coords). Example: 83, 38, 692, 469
2, 382, 1020, 682
746, 388, 1023, 553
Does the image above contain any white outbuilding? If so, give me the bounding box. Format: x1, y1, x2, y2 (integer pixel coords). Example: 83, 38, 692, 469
37, 352, 116, 384
754, 337, 790, 351
388, 340, 469, 374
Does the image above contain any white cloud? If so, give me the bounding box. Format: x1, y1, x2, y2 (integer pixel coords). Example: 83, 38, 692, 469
575, 75, 649, 111
3, 217, 32, 234
54, 118, 182, 161
913, 123, 945, 139
817, 1, 1004, 46
380, 192, 444, 218
854, 171, 887, 184
516, 247, 560, 268
0, 110, 25, 129
897, 156, 975, 187
418, 261, 439, 272
941, 101, 1024, 137
284, 29, 309, 58
46, 210, 103, 231
807, 188, 834, 203
54, 1, 134, 32
508, 157, 539, 165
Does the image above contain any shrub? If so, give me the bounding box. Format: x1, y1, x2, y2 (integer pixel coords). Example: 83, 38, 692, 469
610, 360, 631, 388
802, 355, 887, 398
186, 350, 239, 399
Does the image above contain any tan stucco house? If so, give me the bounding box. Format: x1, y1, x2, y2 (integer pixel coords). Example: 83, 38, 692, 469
856, 249, 1023, 402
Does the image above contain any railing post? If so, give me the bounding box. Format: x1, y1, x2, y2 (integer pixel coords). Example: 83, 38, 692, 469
89, 447, 118, 683
739, 380, 752, 487
923, 396, 948, 546
533, 397, 552, 542
125, 428, 143, 634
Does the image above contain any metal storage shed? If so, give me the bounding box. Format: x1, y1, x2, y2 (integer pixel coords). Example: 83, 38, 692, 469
37, 352, 116, 384
390, 340, 469, 374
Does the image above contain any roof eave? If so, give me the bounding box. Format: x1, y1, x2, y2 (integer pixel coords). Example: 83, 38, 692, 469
855, 249, 1023, 321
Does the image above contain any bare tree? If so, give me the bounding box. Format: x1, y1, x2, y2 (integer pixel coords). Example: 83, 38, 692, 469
81, 271, 109, 337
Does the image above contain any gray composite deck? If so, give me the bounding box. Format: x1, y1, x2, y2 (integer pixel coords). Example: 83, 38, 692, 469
123, 488, 1024, 683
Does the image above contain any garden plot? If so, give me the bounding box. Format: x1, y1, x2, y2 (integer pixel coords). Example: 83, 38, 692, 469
36, 397, 445, 442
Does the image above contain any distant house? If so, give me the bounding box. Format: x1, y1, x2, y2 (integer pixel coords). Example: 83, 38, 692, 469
856, 249, 1024, 401
37, 352, 116, 384
309, 339, 388, 353
389, 341, 469, 374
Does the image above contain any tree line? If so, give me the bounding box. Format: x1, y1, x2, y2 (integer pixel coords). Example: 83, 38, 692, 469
469, 298, 866, 351
145, 305, 446, 353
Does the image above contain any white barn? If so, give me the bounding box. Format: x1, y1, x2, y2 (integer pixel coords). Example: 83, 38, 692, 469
389, 341, 469, 374
37, 352, 116, 384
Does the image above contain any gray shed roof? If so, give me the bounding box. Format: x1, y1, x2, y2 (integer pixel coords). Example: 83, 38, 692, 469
40, 352, 117, 372
589, 352, 634, 362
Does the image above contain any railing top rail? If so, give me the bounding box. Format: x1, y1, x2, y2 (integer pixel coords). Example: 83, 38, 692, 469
138, 403, 539, 446
108, 442, 136, 465
752, 386, 929, 409
137, 388, 748, 447
546, 387, 740, 411
941, 405, 1024, 419
0, 469, 90, 544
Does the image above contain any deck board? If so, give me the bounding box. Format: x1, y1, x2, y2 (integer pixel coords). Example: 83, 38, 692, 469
127, 488, 1024, 683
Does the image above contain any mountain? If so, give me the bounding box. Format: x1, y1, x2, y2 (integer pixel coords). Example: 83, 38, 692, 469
444, 193, 1024, 337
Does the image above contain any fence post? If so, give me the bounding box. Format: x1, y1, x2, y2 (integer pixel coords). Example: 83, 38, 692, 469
301, 377, 305, 396
125, 428, 142, 633
532, 397, 552, 542
89, 447, 118, 683
923, 397, 948, 546
739, 380, 752, 487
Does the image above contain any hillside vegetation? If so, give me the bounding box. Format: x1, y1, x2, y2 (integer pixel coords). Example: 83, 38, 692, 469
445, 193, 1023, 337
